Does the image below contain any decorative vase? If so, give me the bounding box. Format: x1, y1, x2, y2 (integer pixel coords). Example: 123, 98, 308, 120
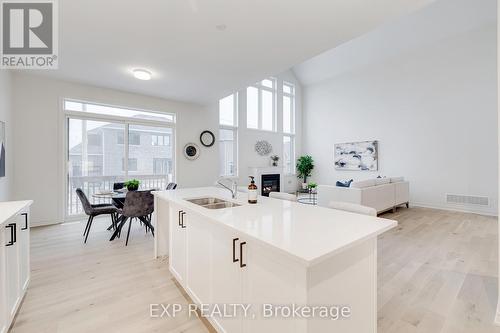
272, 161, 278, 167
302, 183, 308, 190
127, 185, 138, 191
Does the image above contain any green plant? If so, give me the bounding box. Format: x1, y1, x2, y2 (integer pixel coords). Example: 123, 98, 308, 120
296, 155, 314, 183
124, 179, 140, 191
308, 182, 317, 189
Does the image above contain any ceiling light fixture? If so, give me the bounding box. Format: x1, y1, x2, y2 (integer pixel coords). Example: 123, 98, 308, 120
215, 24, 227, 31
132, 69, 152, 80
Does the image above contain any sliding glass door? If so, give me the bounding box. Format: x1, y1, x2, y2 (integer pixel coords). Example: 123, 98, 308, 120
66, 118, 174, 217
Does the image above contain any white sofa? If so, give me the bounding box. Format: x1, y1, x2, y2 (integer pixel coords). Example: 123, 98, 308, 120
317, 177, 409, 214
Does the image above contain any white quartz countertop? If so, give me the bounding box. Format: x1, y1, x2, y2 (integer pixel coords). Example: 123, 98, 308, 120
0, 200, 33, 226
154, 187, 397, 266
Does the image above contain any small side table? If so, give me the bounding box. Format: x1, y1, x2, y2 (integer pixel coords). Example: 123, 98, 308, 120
297, 188, 317, 205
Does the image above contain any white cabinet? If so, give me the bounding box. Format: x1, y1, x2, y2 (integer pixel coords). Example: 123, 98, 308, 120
169, 204, 187, 286
168, 205, 305, 333
0, 203, 32, 333
210, 225, 243, 333
242, 241, 304, 333
5, 221, 20, 320
186, 212, 211, 305
18, 213, 30, 292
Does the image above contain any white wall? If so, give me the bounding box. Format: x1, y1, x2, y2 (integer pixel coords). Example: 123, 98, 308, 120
0, 71, 13, 201
302, 24, 498, 215
12, 73, 218, 226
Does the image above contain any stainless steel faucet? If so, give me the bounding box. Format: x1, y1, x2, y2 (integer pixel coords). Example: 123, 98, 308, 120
217, 178, 238, 199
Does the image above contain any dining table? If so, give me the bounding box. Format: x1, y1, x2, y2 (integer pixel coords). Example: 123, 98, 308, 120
92, 191, 127, 208
92, 189, 157, 238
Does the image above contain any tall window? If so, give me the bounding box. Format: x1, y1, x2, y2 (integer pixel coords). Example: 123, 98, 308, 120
64, 100, 175, 217
283, 82, 296, 174
247, 78, 276, 131
219, 93, 238, 177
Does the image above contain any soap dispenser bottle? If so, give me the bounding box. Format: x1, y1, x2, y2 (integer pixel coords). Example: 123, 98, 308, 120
248, 176, 258, 204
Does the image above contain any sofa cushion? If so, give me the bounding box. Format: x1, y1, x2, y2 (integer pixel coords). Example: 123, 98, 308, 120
336, 179, 353, 188
375, 178, 390, 185
351, 179, 377, 188
390, 177, 404, 183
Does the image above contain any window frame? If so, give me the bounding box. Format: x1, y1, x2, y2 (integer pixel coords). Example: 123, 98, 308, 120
246, 78, 277, 132
283, 134, 296, 175
219, 93, 239, 177
62, 98, 176, 220
282, 81, 295, 135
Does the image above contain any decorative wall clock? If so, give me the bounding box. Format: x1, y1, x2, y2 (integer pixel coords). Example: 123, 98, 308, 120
184, 143, 200, 160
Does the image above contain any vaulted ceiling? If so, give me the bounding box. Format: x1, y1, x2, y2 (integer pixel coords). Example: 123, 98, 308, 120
28, 0, 435, 104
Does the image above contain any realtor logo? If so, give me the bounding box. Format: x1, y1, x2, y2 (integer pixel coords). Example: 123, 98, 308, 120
1, 0, 58, 69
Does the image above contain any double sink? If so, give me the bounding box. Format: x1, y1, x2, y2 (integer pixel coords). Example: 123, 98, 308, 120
185, 197, 241, 210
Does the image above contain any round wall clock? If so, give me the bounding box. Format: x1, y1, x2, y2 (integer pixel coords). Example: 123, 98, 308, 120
184, 143, 200, 160
200, 130, 215, 147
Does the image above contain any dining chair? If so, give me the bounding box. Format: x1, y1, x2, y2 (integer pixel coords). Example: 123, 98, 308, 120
76, 188, 119, 243
110, 190, 155, 246
166, 182, 177, 190
113, 182, 125, 191
269, 192, 297, 202
328, 201, 377, 216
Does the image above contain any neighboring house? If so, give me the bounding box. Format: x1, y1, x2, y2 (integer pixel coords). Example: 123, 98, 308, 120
69, 123, 173, 178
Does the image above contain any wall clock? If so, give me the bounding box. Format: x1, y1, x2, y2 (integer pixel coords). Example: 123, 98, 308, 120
200, 130, 215, 147
184, 143, 200, 160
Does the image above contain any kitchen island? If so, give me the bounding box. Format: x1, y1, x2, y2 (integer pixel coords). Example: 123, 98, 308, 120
153, 187, 396, 333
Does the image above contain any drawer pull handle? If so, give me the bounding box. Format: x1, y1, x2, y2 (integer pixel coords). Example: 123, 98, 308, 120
232, 238, 239, 263
240, 241, 247, 268
5, 223, 16, 246
178, 210, 183, 226
21, 213, 28, 230
181, 212, 186, 228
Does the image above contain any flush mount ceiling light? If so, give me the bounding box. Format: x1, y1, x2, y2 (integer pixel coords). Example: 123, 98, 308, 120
215, 24, 227, 31
132, 69, 152, 80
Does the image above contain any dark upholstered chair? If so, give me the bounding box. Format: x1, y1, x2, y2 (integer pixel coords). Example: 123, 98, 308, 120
110, 190, 155, 246
113, 182, 125, 191
76, 188, 119, 243
166, 183, 177, 190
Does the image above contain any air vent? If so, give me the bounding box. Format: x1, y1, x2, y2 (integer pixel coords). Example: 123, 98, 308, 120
446, 194, 489, 207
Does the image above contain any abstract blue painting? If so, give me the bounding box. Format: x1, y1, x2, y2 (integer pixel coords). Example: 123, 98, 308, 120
334, 140, 378, 171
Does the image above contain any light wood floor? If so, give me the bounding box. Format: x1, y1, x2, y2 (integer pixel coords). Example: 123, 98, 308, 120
9, 207, 500, 333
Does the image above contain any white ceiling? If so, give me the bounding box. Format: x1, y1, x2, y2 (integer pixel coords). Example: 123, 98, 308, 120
28, 0, 435, 105
292, 0, 497, 86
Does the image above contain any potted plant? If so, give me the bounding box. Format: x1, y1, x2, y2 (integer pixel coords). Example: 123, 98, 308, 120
297, 155, 314, 190
124, 179, 140, 191
308, 182, 317, 190
270, 155, 280, 167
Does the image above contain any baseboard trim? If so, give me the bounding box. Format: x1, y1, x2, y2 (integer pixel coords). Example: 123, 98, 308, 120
411, 201, 497, 217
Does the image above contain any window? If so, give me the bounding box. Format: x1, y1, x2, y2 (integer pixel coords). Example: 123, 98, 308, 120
117, 131, 140, 145
283, 82, 295, 134
64, 100, 175, 123
87, 133, 102, 146
246, 78, 276, 131
283, 82, 296, 174
153, 158, 172, 175
152, 135, 170, 146
122, 158, 138, 172
219, 93, 238, 176
283, 135, 295, 175
64, 99, 176, 217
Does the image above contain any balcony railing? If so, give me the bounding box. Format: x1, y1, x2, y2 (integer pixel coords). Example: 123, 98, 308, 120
67, 174, 167, 216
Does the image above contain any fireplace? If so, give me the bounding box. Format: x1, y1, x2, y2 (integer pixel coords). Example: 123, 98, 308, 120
261, 174, 280, 196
